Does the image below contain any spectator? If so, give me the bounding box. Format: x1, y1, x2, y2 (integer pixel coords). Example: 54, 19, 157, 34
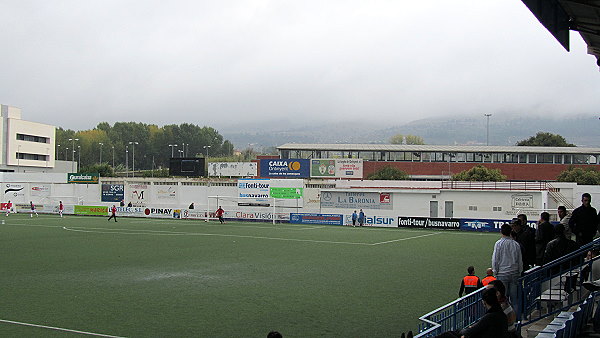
557, 205, 572, 239
120, 199, 125, 207
459, 266, 483, 297
127, 201, 133, 207
543, 224, 579, 265
267, 331, 282, 338
569, 193, 599, 246
492, 223, 523, 308
358, 209, 365, 226
482, 268, 497, 286
435, 288, 508, 338
535, 212, 555, 266
511, 216, 536, 270
189, 202, 195, 209
487, 279, 517, 337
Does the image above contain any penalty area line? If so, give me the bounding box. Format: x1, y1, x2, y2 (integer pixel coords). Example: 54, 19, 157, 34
0, 318, 126, 338
371, 232, 440, 245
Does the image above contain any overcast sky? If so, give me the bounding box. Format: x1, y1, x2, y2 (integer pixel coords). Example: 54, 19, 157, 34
1, 0, 599, 131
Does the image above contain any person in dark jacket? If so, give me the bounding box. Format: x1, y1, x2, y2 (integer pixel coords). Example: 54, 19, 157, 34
459, 266, 483, 297
535, 212, 555, 266
544, 224, 580, 264
512, 215, 536, 270
435, 287, 508, 338
569, 193, 599, 246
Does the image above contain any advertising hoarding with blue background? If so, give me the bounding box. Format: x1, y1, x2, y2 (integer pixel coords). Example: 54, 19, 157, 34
260, 159, 310, 178
101, 184, 124, 202
290, 213, 343, 225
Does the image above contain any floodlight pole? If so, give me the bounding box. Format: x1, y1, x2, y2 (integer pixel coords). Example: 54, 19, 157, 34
129, 141, 138, 177
484, 114, 492, 146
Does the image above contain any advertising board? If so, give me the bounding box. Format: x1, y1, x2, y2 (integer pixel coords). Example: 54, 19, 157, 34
128, 183, 148, 206
290, 213, 343, 225
31, 184, 51, 197
4, 183, 25, 200
102, 184, 125, 202
320, 191, 393, 210
311, 159, 363, 178
68, 173, 100, 184
238, 179, 270, 198
74, 205, 108, 216
397, 217, 460, 229
208, 162, 257, 177
259, 159, 310, 178
270, 187, 303, 199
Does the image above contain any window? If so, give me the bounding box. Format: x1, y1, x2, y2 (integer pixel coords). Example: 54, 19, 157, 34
17, 134, 49, 143
493, 206, 502, 211
468, 205, 478, 211
17, 153, 48, 161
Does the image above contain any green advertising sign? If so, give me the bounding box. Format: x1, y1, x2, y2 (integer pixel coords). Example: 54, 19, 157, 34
270, 187, 303, 199
311, 160, 336, 177
74, 205, 108, 216
68, 173, 100, 184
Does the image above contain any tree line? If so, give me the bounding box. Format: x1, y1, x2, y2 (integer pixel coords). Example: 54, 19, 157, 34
56, 122, 234, 173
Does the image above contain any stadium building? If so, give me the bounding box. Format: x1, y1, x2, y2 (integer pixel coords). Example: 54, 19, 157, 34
276, 143, 600, 181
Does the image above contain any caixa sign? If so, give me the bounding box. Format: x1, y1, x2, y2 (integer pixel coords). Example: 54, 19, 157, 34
397, 217, 460, 229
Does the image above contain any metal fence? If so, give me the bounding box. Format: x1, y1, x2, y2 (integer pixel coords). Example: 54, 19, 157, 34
415, 238, 600, 337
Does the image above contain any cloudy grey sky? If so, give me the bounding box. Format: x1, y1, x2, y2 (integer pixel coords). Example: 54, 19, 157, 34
1, 0, 599, 131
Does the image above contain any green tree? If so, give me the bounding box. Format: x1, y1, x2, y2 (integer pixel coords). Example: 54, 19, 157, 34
389, 134, 425, 145
80, 163, 114, 177
390, 134, 404, 144
516, 132, 576, 147
367, 166, 410, 180
557, 167, 600, 185
452, 165, 507, 181
405, 135, 425, 145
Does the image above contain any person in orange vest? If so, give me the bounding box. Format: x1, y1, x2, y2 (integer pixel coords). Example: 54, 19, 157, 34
481, 268, 497, 286
459, 266, 483, 297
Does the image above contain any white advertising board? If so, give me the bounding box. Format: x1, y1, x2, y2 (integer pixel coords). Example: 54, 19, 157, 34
208, 162, 257, 177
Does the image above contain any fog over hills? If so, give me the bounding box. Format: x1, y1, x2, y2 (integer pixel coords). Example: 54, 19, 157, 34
219, 114, 600, 151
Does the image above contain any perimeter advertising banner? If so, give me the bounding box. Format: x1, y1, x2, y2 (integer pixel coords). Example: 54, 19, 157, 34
74, 205, 108, 216
290, 213, 344, 225
311, 159, 363, 178
128, 183, 148, 207
397, 217, 460, 229
102, 184, 125, 202
68, 173, 100, 184
259, 159, 310, 178
31, 184, 51, 197
4, 183, 25, 200
320, 191, 393, 210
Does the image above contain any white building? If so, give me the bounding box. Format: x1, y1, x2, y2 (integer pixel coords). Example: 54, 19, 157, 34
0, 104, 63, 173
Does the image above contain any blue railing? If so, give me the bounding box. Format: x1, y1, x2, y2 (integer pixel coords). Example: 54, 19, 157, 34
416, 288, 486, 337
415, 238, 600, 337
519, 239, 600, 325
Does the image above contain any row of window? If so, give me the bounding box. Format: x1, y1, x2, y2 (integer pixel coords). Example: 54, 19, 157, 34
282, 150, 598, 164
17, 133, 49, 144
17, 153, 49, 161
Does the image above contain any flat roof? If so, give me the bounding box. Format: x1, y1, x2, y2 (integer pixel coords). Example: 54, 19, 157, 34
277, 143, 600, 154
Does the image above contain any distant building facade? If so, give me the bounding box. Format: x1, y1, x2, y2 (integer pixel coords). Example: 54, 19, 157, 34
276, 143, 600, 181
1, 104, 57, 173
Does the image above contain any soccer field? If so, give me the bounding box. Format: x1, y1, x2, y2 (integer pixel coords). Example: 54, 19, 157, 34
0, 215, 500, 337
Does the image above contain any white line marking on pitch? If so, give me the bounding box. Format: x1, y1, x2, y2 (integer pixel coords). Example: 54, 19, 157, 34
370, 232, 441, 245
62, 226, 374, 245
0, 318, 126, 337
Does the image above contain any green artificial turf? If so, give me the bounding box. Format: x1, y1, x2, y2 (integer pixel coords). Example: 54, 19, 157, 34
0, 215, 500, 337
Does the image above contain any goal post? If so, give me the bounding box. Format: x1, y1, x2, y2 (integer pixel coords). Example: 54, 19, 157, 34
207, 196, 299, 224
